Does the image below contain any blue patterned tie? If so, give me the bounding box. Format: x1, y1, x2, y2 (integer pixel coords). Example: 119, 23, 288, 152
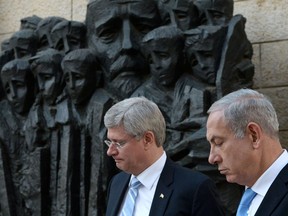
121, 177, 142, 216
236, 188, 257, 216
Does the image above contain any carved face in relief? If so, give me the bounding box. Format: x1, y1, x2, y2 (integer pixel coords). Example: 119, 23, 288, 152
30, 49, 64, 105
9, 29, 38, 59
185, 26, 226, 84
142, 26, 184, 86
1, 59, 35, 115
194, 0, 233, 25
158, 0, 199, 31
51, 20, 86, 54
62, 49, 99, 105
36, 17, 66, 52
86, 0, 161, 98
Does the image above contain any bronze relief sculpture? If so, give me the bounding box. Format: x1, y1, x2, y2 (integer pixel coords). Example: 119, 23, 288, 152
0, 0, 254, 215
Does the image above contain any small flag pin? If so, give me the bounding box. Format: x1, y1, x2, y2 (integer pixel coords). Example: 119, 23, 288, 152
160, 193, 164, 198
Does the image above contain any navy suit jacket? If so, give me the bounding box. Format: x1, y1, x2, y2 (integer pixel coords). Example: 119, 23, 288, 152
106, 158, 225, 216
255, 163, 288, 216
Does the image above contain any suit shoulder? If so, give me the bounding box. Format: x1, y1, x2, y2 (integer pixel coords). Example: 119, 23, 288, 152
171, 161, 212, 183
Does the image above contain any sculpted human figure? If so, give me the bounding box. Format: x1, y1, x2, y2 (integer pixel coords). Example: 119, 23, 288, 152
0, 1, 256, 215
0, 59, 36, 215
51, 20, 87, 54
20, 15, 42, 30
26, 48, 79, 215
133, 26, 185, 125
62, 48, 114, 215
157, 0, 199, 31
9, 29, 39, 59
194, 0, 234, 26
26, 49, 65, 150
0, 40, 14, 101
35, 16, 67, 52
132, 26, 216, 168
85, 0, 162, 99
182, 25, 246, 215
216, 15, 254, 98
185, 25, 227, 85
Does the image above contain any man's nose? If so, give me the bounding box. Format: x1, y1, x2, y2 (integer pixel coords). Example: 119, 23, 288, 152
122, 20, 133, 50
9, 83, 17, 98
208, 147, 220, 165
106, 144, 118, 156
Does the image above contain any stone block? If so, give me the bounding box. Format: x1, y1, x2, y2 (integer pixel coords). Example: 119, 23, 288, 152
0, 0, 73, 34
251, 44, 261, 88
72, 0, 87, 22
259, 41, 288, 87
234, 0, 288, 43
257, 87, 288, 131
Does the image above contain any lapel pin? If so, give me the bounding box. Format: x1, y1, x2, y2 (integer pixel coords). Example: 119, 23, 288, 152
160, 193, 164, 199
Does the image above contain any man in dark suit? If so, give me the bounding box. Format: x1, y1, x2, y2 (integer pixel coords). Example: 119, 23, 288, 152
207, 88, 288, 216
104, 97, 225, 216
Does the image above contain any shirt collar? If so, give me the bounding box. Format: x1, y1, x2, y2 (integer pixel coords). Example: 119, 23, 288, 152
252, 149, 288, 196
133, 151, 166, 190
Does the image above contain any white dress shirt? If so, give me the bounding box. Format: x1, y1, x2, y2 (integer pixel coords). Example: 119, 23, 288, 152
248, 149, 288, 216
118, 152, 167, 216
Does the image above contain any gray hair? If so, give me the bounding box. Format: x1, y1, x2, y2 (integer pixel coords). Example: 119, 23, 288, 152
207, 88, 279, 139
104, 97, 166, 147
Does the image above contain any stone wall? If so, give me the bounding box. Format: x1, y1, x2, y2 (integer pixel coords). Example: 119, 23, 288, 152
0, 0, 288, 147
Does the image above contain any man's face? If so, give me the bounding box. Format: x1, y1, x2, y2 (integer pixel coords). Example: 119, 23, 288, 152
158, 0, 199, 31
37, 28, 54, 51
35, 64, 63, 104
206, 111, 257, 186
106, 125, 146, 175
52, 24, 86, 54
2, 71, 31, 114
86, 0, 161, 97
64, 64, 95, 105
187, 47, 217, 84
146, 40, 180, 86
9, 30, 38, 59
194, 0, 233, 25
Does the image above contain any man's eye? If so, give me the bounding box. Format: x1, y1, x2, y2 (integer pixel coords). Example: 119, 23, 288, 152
17, 50, 29, 57
55, 41, 64, 51
215, 142, 223, 146
68, 38, 80, 46
40, 37, 49, 47
40, 74, 53, 80
15, 81, 25, 87
5, 85, 10, 94
64, 75, 70, 83
157, 52, 169, 59
74, 75, 84, 80
175, 12, 188, 20
97, 20, 120, 43
211, 12, 224, 19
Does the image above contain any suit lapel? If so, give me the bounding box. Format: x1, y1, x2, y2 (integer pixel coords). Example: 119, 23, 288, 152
149, 159, 174, 216
255, 163, 288, 216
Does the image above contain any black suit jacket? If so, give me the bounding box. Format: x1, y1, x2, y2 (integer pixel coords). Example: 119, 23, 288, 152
255, 163, 288, 216
106, 158, 225, 216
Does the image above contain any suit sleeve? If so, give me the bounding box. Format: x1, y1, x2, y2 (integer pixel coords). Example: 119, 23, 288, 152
192, 178, 225, 216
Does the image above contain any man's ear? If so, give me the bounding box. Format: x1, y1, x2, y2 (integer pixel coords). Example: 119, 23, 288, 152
247, 122, 262, 149
143, 131, 154, 150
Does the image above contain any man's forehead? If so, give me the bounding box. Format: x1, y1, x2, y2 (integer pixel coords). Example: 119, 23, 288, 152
89, 0, 159, 26
2, 71, 26, 83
